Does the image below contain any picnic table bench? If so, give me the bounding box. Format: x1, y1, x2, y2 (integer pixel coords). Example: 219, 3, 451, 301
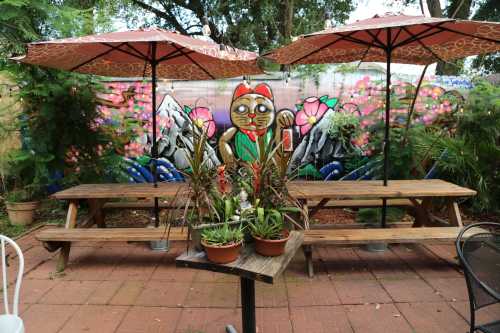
37, 179, 475, 275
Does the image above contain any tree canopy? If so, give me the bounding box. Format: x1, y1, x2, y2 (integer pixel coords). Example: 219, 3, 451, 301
117, 0, 354, 53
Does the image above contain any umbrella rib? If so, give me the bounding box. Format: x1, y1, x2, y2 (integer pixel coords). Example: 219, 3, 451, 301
70, 42, 127, 71
290, 31, 358, 65
158, 50, 196, 62
125, 42, 150, 61
393, 22, 447, 48
156, 47, 184, 62
401, 26, 449, 64
357, 29, 383, 66
339, 32, 386, 49
364, 29, 387, 49
101, 42, 148, 61
425, 24, 500, 44
142, 43, 152, 78
391, 27, 404, 45
171, 43, 215, 80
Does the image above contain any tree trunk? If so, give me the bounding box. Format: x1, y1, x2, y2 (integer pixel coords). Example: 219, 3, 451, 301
425, 0, 443, 17
434, 0, 473, 75
280, 0, 294, 43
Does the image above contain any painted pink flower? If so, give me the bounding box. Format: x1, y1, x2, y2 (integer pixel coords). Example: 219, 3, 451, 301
361, 105, 377, 116
188, 107, 216, 138
295, 97, 329, 135
355, 76, 371, 90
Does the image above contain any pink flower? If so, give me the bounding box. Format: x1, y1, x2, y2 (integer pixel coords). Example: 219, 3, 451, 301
188, 107, 216, 138
355, 76, 371, 90
295, 97, 329, 135
361, 105, 377, 116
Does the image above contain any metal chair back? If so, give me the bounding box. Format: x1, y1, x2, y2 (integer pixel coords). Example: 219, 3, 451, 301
1, 235, 24, 316
456, 222, 500, 333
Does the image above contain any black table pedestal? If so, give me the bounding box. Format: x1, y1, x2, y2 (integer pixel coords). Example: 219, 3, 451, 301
225, 277, 256, 333
241, 277, 256, 333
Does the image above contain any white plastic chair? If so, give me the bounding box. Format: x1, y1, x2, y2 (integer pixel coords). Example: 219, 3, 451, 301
0, 235, 24, 333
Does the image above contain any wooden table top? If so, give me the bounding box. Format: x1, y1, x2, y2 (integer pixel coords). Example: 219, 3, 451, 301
175, 231, 303, 284
51, 183, 188, 200
51, 179, 476, 200
288, 179, 476, 200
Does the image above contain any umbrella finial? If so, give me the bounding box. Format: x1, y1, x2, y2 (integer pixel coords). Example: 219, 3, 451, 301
202, 16, 211, 37
324, 11, 333, 30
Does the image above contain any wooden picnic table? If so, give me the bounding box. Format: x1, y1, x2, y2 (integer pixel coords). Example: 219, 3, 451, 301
288, 179, 476, 228
43, 179, 475, 273
176, 231, 303, 333
288, 179, 476, 277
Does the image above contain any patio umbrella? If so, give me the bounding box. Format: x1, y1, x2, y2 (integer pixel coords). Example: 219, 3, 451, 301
264, 13, 500, 226
13, 28, 263, 226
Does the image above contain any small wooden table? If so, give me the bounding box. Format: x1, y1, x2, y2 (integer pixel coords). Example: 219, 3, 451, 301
176, 231, 303, 333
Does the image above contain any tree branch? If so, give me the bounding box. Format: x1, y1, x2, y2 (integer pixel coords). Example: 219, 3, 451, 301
131, 0, 188, 34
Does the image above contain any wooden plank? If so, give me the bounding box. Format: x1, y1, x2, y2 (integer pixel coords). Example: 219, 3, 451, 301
447, 201, 463, 227
303, 227, 469, 245
88, 199, 106, 228
65, 201, 79, 228
102, 201, 185, 210
51, 180, 476, 201
51, 183, 188, 200
58, 200, 79, 271
308, 198, 413, 208
288, 179, 476, 200
36, 227, 188, 242
176, 231, 303, 284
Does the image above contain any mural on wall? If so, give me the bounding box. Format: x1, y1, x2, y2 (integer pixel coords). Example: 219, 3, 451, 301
95, 74, 467, 183
219, 83, 294, 167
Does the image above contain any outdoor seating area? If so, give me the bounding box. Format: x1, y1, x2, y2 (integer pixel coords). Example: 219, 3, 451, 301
9, 228, 500, 333
1, 1, 500, 332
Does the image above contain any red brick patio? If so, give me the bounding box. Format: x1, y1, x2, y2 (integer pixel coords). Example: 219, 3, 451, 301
3, 226, 499, 333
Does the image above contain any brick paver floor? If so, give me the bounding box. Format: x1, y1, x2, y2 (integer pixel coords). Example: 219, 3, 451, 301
4, 226, 499, 333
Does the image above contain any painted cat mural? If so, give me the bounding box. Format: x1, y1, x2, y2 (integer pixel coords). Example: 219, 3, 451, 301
218, 83, 295, 167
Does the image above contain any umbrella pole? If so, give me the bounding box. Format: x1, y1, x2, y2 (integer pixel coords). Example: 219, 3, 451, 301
382, 34, 392, 229
151, 41, 160, 228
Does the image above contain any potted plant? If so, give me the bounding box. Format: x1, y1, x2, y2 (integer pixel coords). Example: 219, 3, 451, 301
246, 206, 291, 256
2, 149, 51, 226
4, 187, 40, 226
238, 136, 303, 256
180, 125, 242, 250
201, 222, 244, 263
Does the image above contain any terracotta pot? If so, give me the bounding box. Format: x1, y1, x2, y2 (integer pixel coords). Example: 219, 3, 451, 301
5, 201, 39, 226
190, 220, 241, 251
201, 240, 242, 264
253, 231, 290, 257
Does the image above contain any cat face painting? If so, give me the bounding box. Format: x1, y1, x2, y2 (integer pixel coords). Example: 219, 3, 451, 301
218, 83, 295, 167
230, 83, 275, 132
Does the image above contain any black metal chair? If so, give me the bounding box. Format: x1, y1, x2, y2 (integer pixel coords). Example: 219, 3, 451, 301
456, 222, 500, 333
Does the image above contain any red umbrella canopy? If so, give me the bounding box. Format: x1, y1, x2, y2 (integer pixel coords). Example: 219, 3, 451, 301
265, 13, 500, 65
14, 28, 263, 79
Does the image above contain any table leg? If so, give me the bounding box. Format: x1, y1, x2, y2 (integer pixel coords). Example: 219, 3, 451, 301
298, 199, 314, 277
240, 277, 256, 333
88, 199, 106, 228
447, 200, 463, 227
410, 198, 431, 227
57, 200, 78, 272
